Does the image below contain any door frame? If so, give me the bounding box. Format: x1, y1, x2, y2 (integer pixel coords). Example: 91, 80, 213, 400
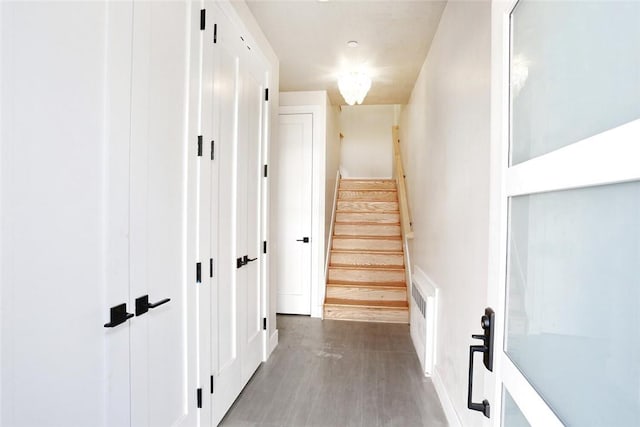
278, 105, 326, 318
487, 1, 640, 425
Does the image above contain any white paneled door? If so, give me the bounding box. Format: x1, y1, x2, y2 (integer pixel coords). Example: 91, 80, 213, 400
128, 1, 199, 426
276, 114, 313, 315
486, 1, 640, 426
210, 5, 268, 425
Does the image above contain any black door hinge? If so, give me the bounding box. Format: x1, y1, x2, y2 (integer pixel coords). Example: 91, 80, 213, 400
263, 240, 267, 254
211, 140, 215, 160
196, 262, 202, 283
263, 317, 267, 330
213, 24, 217, 44
264, 88, 269, 101
197, 135, 203, 157
197, 388, 202, 408
209, 258, 214, 278
263, 164, 268, 177
210, 375, 214, 394
200, 9, 206, 31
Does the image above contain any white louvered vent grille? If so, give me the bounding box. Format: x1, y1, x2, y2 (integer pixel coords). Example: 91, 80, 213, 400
410, 267, 438, 377
412, 282, 426, 318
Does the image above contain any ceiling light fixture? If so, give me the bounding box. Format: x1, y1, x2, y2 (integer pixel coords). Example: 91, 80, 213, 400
347, 40, 359, 48
338, 71, 372, 106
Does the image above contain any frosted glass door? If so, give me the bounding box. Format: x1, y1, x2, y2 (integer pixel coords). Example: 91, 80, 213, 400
506, 183, 640, 426
491, 1, 640, 426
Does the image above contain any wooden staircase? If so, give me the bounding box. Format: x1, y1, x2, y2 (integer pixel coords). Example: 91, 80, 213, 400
324, 179, 409, 323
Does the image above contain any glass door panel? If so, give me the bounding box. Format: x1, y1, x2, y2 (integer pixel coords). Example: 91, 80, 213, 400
510, 1, 640, 165
505, 182, 640, 426
502, 387, 531, 427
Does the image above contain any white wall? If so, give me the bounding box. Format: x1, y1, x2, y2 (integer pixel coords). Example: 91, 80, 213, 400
340, 105, 395, 178
399, 1, 491, 426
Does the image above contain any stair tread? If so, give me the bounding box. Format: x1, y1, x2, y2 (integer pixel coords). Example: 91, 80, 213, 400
330, 249, 403, 255
327, 280, 406, 288
339, 189, 397, 192
335, 221, 400, 225
336, 210, 400, 213
324, 298, 409, 309
329, 265, 405, 271
332, 236, 402, 241
340, 179, 395, 181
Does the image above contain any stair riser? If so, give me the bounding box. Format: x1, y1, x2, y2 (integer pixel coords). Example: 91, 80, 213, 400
326, 286, 407, 301
332, 238, 403, 252
324, 305, 408, 324
328, 268, 405, 283
337, 201, 399, 212
339, 191, 397, 201
330, 252, 404, 267
335, 212, 399, 224
340, 181, 396, 190
334, 224, 401, 237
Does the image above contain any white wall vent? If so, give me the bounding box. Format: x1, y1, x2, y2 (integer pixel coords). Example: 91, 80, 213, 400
410, 266, 439, 376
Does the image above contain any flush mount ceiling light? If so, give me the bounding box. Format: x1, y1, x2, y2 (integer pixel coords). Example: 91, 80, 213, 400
338, 71, 372, 106
347, 40, 359, 48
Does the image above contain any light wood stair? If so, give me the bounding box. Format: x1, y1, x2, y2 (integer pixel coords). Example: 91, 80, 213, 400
324, 179, 409, 323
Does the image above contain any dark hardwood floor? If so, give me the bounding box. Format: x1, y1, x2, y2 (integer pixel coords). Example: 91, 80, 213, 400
220, 314, 447, 427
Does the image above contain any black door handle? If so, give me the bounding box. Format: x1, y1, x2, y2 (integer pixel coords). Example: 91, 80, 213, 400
104, 303, 134, 328
245, 256, 257, 263
296, 237, 310, 243
135, 295, 171, 316
467, 307, 494, 418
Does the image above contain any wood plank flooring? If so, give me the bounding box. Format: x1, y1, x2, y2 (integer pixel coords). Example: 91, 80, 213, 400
219, 315, 447, 427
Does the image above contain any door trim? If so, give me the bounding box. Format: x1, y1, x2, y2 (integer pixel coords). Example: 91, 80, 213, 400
279, 105, 326, 318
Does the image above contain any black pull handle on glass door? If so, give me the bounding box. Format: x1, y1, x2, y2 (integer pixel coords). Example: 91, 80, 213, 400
466, 307, 494, 418
296, 237, 310, 243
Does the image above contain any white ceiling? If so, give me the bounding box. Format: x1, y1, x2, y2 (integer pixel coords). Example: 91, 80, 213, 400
246, 0, 447, 105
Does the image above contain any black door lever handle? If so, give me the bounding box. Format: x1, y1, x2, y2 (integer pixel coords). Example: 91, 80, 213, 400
296, 237, 310, 243
104, 303, 134, 328
135, 295, 171, 316
246, 257, 257, 262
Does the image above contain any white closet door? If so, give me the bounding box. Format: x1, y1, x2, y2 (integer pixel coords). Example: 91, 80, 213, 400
128, 1, 198, 426
0, 2, 130, 426
240, 50, 265, 383
211, 8, 244, 424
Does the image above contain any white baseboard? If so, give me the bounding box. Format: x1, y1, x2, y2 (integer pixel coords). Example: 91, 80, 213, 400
311, 305, 323, 319
432, 366, 463, 427
269, 329, 279, 356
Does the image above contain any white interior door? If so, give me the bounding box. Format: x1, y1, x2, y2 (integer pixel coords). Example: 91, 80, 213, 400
0, 3, 131, 425
487, 1, 640, 426
210, 7, 242, 424
240, 51, 266, 382
276, 114, 313, 315
128, 1, 199, 426
210, 6, 267, 423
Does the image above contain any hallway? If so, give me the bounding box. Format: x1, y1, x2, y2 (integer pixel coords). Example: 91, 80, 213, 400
220, 316, 447, 427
